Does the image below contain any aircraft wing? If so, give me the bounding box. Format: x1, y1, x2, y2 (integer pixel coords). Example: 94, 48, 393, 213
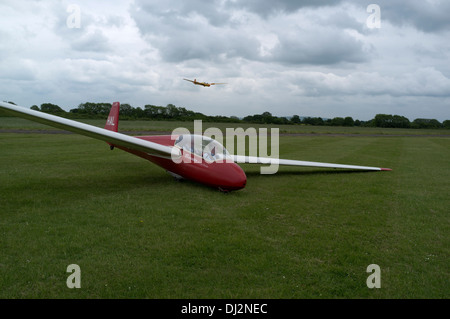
232, 155, 391, 171
183, 78, 195, 83
0, 102, 180, 158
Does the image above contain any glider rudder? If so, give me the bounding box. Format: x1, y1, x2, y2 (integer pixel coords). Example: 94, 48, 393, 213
105, 102, 120, 132
105, 102, 120, 149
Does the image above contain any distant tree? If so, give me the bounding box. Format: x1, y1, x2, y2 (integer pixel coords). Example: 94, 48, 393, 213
178, 107, 191, 118
261, 111, 273, 124
134, 107, 144, 118
411, 118, 442, 129
302, 117, 312, 125
272, 116, 290, 125
392, 115, 410, 128
331, 117, 345, 126
40, 103, 65, 113
29, 100, 445, 130
166, 104, 180, 119
374, 114, 393, 127
343, 116, 354, 127
302, 117, 310, 125
291, 115, 301, 124
242, 115, 253, 122
243, 114, 264, 123
119, 103, 134, 117
144, 104, 167, 119
363, 119, 375, 127
314, 117, 324, 126
75, 102, 111, 115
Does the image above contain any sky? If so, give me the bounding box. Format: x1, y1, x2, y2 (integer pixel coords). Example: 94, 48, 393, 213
1, 0, 449, 121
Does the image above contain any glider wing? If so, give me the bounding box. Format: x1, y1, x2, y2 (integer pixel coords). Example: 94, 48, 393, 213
0, 102, 180, 158
232, 155, 391, 171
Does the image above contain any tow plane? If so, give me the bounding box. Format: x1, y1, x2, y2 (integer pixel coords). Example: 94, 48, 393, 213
0, 101, 391, 192
183, 78, 227, 87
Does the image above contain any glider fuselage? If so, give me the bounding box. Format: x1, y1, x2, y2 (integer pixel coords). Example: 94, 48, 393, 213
115, 135, 247, 191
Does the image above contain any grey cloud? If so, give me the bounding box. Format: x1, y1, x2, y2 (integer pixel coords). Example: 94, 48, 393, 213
229, 0, 344, 18
105, 15, 126, 28
133, 0, 345, 24
156, 25, 261, 63
51, 3, 114, 54
0, 59, 36, 81
374, 0, 450, 32
317, 9, 366, 34
269, 28, 369, 65
133, 0, 231, 27
287, 68, 450, 98
2, 0, 449, 122
130, 1, 369, 66
70, 29, 111, 53
131, 2, 260, 63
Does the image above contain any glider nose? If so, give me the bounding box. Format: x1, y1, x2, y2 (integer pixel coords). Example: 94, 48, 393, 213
219, 163, 247, 191
234, 166, 247, 189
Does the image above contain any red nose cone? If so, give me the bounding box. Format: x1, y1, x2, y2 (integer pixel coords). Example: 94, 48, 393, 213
217, 162, 247, 191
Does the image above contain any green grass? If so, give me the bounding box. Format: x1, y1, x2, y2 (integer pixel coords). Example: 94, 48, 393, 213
0, 124, 449, 298
1, 117, 449, 136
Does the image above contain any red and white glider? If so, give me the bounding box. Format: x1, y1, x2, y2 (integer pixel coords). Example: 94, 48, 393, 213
0, 102, 391, 192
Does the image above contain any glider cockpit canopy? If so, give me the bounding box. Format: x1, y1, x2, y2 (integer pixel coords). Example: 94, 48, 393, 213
174, 134, 231, 163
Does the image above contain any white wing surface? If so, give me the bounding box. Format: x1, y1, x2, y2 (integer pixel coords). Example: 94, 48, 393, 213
232, 155, 391, 171
0, 102, 180, 158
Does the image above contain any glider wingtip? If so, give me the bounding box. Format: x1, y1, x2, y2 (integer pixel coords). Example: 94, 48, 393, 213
380, 168, 392, 171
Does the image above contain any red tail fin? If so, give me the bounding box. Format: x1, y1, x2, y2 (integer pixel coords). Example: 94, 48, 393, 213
105, 102, 120, 132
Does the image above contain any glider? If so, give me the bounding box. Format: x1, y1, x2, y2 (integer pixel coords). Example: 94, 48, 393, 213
183, 78, 227, 87
0, 102, 391, 192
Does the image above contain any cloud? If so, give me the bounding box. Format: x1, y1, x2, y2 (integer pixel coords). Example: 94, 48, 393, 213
0, 58, 37, 81
287, 67, 450, 98
70, 29, 111, 52
0, 0, 449, 122
131, 1, 370, 66
229, 0, 344, 18
268, 27, 368, 65
377, 0, 450, 32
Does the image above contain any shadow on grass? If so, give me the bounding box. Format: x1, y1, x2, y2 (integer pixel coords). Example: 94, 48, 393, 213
22, 167, 384, 196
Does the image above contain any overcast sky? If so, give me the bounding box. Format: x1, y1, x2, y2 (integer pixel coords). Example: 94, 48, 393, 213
1, 0, 449, 121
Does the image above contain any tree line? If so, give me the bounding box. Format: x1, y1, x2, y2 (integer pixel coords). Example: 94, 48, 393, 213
2, 101, 449, 129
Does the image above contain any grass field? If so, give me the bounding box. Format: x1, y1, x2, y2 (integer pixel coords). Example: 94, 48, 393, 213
1, 117, 448, 136
0, 118, 449, 298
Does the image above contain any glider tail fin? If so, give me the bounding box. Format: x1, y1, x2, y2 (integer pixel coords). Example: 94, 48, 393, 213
105, 102, 120, 132
105, 102, 120, 149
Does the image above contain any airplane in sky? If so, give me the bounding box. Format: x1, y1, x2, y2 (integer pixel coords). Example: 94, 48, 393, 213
0, 102, 391, 192
183, 78, 227, 87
